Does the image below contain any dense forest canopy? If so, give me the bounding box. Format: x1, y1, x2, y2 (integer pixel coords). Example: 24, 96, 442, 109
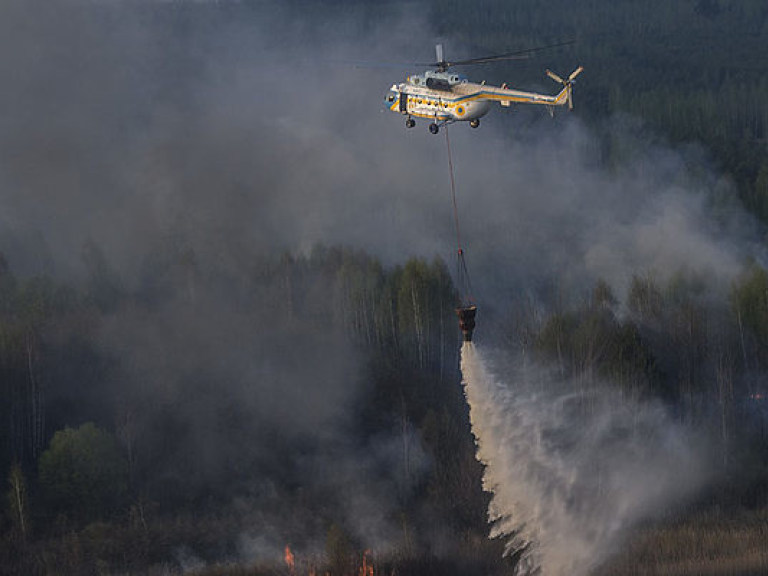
1, 0, 767, 575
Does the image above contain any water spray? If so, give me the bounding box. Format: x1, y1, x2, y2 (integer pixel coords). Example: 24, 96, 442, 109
459, 343, 709, 576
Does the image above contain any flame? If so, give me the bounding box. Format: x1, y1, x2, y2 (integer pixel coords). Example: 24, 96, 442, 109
284, 544, 374, 576
285, 545, 295, 573
359, 550, 374, 576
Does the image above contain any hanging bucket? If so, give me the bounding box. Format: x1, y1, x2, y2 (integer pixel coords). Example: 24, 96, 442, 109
456, 305, 477, 341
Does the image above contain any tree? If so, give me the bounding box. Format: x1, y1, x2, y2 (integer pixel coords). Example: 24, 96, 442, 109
81, 239, 122, 313
748, 160, 768, 221
396, 258, 455, 372
7, 463, 28, 540
325, 523, 352, 576
38, 422, 128, 524
627, 273, 663, 323
731, 265, 768, 368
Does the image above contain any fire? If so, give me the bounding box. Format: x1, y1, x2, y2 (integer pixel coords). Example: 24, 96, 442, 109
283, 544, 373, 576
285, 545, 295, 574
359, 550, 374, 576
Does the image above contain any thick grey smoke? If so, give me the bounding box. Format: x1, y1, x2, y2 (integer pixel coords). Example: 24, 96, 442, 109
0, 0, 438, 552
460, 343, 710, 576
0, 1, 760, 293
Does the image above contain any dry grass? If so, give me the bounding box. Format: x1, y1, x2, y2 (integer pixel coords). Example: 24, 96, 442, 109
594, 508, 768, 575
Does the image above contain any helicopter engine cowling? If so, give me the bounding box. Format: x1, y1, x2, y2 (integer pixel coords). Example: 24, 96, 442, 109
425, 77, 452, 91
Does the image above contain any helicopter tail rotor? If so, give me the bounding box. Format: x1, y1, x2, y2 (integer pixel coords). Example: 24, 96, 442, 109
546, 66, 583, 110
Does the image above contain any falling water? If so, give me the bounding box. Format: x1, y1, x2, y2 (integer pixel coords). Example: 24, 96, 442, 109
460, 343, 709, 576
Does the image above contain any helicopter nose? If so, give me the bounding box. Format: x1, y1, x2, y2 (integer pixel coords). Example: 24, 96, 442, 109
383, 92, 397, 109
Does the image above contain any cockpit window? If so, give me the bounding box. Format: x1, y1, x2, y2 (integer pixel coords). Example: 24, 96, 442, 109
387, 94, 395, 102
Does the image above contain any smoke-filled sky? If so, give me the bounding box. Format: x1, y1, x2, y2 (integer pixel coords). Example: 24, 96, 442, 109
1, 0, 762, 299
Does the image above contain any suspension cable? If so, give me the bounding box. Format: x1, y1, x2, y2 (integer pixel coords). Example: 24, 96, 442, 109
445, 123, 462, 254
444, 125, 474, 305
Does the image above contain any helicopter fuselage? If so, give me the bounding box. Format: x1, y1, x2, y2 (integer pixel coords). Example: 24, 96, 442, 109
385, 72, 495, 124
386, 82, 493, 123
385, 68, 575, 132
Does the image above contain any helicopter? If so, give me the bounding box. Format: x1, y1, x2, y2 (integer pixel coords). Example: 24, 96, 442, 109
385, 42, 583, 134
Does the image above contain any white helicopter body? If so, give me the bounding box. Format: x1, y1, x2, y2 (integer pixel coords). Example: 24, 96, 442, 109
385, 44, 582, 133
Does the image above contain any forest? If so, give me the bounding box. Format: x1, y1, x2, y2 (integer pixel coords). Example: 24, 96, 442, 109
0, 245, 505, 574
3, 241, 765, 575
2, 0, 768, 575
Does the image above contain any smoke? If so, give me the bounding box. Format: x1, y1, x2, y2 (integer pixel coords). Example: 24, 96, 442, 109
0, 0, 448, 556
0, 0, 760, 293
460, 342, 711, 576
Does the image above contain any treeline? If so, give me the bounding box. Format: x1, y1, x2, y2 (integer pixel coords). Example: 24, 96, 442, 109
521, 269, 768, 501
3, 241, 768, 574
0, 245, 508, 576
428, 0, 768, 221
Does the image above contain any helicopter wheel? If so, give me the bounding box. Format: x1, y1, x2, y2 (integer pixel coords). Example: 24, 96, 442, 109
429, 123, 439, 135
405, 118, 415, 129
470, 118, 480, 129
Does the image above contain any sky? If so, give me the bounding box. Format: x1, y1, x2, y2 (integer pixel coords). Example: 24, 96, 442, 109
1, 0, 762, 304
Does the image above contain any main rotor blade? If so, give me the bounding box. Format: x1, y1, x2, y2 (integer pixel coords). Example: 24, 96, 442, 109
331, 59, 422, 69
445, 39, 575, 67
446, 54, 531, 66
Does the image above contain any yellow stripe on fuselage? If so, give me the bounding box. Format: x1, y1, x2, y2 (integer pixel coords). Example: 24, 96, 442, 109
389, 83, 567, 121
393, 83, 567, 107
390, 97, 454, 119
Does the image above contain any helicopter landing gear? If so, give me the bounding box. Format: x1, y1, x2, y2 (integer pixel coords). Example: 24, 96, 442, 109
469, 118, 480, 129
429, 123, 439, 135
405, 117, 415, 129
